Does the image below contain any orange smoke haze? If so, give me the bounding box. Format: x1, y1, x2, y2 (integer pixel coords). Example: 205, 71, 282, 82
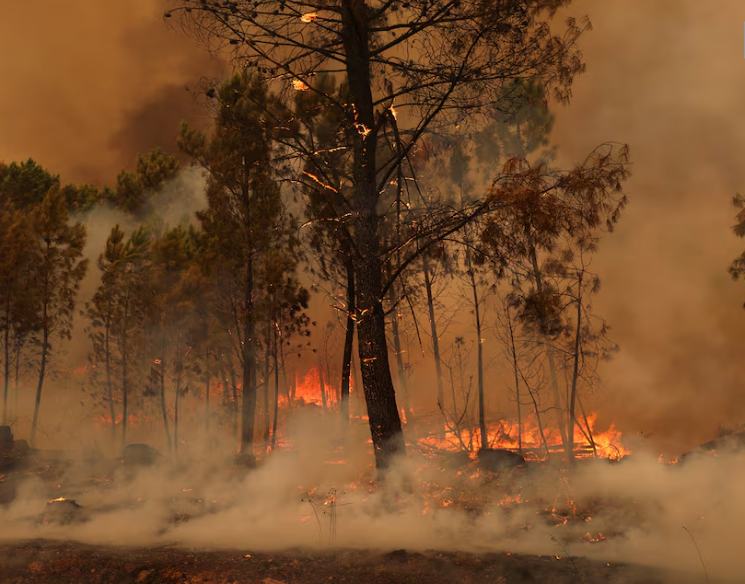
0, 0, 224, 184
2, 0, 745, 454
552, 1, 745, 452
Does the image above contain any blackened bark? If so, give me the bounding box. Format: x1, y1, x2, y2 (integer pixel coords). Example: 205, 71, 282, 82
342, 0, 405, 470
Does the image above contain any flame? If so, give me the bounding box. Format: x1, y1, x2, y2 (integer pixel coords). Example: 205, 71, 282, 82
417, 412, 630, 461
300, 12, 318, 22
48, 497, 66, 503
280, 366, 337, 407
292, 79, 309, 91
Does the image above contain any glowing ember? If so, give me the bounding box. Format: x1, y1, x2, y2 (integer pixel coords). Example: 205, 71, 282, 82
300, 12, 318, 22
292, 79, 309, 91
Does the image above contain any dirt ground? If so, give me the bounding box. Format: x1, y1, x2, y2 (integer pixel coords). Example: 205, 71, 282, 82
0, 541, 697, 584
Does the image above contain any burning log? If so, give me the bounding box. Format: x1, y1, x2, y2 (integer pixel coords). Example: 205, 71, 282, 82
477, 448, 526, 471
122, 444, 162, 467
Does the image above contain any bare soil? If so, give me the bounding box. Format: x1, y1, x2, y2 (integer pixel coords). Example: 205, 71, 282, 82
0, 541, 690, 584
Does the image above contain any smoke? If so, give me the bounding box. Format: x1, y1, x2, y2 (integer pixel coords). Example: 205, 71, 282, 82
0, 0, 224, 184
2, 418, 744, 582
548, 0, 745, 452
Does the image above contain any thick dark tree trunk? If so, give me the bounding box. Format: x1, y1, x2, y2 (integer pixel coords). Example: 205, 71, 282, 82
340, 265, 355, 424
422, 257, 444, 407
342, 0, 404, 469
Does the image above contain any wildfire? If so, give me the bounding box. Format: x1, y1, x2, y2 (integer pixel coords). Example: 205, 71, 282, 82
417, 413, 630, 461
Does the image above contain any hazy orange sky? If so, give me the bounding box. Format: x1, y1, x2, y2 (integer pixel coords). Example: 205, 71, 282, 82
2, 0, 745, 449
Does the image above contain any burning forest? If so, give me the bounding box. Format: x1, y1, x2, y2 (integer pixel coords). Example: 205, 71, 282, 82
2, 0, 745, 582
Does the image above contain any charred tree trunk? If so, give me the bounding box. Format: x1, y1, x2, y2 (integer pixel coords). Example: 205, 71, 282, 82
342, 0, 404, 470
423, 257, 445, 408
227, 356, 239, 451
340, 265, 355, 424
121, 319, 129, 448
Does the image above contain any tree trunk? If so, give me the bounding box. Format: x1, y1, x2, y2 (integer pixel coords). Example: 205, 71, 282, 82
566, 273, 583, 460
528, 243, 568, 453
423, 257, 445, 407
205, 349, 211, 451
465, 250, 487, 450
174, 366, 181, 455
121, 325, 129, 448
2, 296, 10, 425
319, 357, 327, 410
30, 325, 48, 447
506, 306, 523, 454
13, 339, 21, 417
227, 355, 239, 451
342, 0, 404, 470
159, 361, 172, 454
263, 333, 271, 446
105, 322, 116, 446
271, 325, 280, 451
340, 265, 355, 425
388, 276, 415, 432
240, 253, 257, 463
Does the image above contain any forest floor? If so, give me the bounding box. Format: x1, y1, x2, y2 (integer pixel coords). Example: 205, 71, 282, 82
0, 446, 724, 583
0, 540, 693, 584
